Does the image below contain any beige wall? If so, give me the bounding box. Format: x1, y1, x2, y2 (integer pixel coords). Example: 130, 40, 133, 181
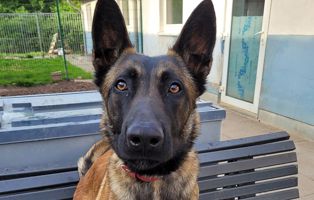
81, 1, 97, 32
142, 0, 226, 85
268, 0, 314, 35
81, 0, 226, 85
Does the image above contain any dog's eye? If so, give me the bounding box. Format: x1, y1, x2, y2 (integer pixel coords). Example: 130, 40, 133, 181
168, 82, 181, 94
115, 80, 128, 91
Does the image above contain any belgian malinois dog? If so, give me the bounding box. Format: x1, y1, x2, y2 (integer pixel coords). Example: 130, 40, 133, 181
74, 0, 216, 199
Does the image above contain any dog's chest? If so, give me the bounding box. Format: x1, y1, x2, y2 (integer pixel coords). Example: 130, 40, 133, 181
111, 178, 194, 200
108, 152, 199, 200
133, 183, 154, 200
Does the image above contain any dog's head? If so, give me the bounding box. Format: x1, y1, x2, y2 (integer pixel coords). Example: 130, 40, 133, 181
92, 0, 216, 176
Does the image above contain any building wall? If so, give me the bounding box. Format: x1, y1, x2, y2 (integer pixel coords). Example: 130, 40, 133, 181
81, 1, 97, 54
81, 0, 141, 54
259, 0, 314, 126
81, 0, 225, 87
142, 0, 226, 90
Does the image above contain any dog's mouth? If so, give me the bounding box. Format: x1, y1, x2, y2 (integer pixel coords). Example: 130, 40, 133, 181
121, 148, 189, 176
124, 159, 161, 172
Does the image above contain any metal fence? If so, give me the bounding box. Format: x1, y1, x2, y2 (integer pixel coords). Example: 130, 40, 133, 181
0, 13, 85, 56
0, 1, 142, 91
0, 12, 92, 89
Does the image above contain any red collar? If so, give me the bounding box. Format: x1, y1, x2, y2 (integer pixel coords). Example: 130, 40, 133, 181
121, 165, 160, 182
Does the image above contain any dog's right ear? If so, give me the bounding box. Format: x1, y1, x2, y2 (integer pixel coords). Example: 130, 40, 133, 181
172, 0, 216, 96
92, 0, 132, 86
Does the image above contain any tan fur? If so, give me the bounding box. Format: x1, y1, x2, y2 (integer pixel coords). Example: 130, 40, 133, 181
154, 60, 198, 103
74, 143, 199, 200
74, 149, 115, 200
181, 110, 200, 140
78, 138, 111, 177
102, 55, 143, 100
166, 49, 178, 57
124, 47, 136, 54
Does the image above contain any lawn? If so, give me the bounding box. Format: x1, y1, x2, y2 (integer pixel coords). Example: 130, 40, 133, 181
0, 52, 44, 59
0, 57, 93, 86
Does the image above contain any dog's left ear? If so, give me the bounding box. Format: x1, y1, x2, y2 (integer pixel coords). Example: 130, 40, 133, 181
92, 0, 133, 86
172, 0, 216, 95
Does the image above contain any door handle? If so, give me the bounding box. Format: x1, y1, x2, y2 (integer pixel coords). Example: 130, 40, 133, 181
254, 31, 264, 35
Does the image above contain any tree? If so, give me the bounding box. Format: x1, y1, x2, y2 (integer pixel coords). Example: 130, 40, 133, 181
0, 0, 81, 13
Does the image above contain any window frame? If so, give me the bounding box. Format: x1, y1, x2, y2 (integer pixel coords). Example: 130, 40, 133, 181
117, 0, 138, 32
85, 3, 92, 32
117, 0, 130, 26
160, 0, 183, 35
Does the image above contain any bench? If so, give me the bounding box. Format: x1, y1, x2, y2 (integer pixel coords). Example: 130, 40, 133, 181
197, 131, 299, 200
0, 131, 299, 200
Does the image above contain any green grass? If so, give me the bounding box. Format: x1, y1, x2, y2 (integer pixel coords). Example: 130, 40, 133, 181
0, 52, 44, 59
0, 57, 93, 86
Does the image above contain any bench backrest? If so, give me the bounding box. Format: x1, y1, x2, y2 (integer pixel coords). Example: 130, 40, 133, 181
197, 131, 299, 200
0, 131, 298, 200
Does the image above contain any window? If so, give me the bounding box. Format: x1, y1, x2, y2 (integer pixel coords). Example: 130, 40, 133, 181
166, 0, 183, 24
161, 0, 183, 35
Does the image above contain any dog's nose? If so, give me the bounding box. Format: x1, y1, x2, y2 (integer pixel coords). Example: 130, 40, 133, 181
126, 124, 164, 151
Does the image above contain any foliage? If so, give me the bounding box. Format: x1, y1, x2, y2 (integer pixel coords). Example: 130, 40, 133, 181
0, 13, 84, 54
0, 0, 81, 13
0, 57, 92, 86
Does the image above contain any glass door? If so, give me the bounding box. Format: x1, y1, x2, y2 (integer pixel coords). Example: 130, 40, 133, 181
221, 0, 271, 113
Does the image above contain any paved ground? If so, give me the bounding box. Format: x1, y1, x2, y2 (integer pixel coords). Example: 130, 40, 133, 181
210, 101, 314, 199
66, 55, 94, 72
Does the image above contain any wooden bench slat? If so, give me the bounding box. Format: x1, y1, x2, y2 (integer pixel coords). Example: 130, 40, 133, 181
199, 140, 295, 164
0, 186, 76, 200
199, 152, 297, 178
0, 164, 77, 179
0, 171, 78, 194
198, 165, 298, 191
245, 189, 299, 200
196, 131, 289, 152
199, 177, 298, 200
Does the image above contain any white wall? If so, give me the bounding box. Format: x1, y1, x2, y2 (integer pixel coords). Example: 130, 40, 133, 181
81, 0, 226, 86
142, 0, 177, 56
81, 1, 97, 32
142, 0, 226, 85
268, 0, 314, 35
209, 0, 226, 85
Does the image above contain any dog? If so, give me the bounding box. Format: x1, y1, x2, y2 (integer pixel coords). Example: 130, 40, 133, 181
74, 0, 216, 199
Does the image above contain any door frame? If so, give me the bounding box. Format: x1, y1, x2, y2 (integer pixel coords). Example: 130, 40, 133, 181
220, 0, 272, 113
